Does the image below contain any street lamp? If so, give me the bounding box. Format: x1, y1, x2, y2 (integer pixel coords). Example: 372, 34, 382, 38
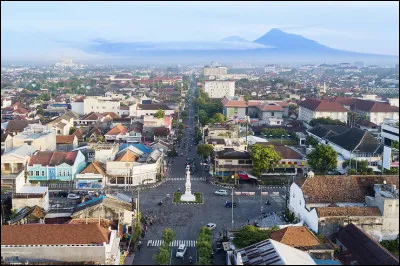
231, 175, 234, 230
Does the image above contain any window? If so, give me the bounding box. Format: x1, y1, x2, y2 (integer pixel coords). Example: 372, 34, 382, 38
35, 171, 39, 176
41, 171, 45, 176
29, 171, 33, 176
271, 112, 275, 117
238, 160, 245, 164
245, 160, 252, 164
63, 170, 66, 176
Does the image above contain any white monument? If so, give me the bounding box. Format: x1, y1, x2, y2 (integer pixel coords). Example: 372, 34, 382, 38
180, 165, 196, 202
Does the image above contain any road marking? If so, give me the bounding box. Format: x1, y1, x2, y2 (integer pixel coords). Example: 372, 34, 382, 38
147, 240, 197, 247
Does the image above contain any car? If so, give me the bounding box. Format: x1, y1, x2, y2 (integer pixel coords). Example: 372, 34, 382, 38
67, 193, 80, 200
58, 191, 69, 197
225, 201, 237, 208
206, 223, 216, 230
176, 244, 187, 258
215, 190, 228, 196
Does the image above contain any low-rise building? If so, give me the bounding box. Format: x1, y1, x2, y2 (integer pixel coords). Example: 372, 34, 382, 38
56, 135, 78, 151
1, 144, 37, 175
299, 99, 348, 124
27, 150, 86, 184
1, 224, 121, 265
75, 161, 107, 189
350, 99, 399, 126
12, 123, 56, 151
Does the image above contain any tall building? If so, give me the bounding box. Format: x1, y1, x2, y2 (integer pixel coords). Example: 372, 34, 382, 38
203, 66, 228, 76
204, 80, 235, 99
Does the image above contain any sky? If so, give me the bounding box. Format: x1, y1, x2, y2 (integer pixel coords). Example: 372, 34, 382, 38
1, 1, 399, 63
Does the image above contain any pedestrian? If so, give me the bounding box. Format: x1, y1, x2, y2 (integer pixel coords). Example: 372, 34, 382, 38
247, 218, 250, 224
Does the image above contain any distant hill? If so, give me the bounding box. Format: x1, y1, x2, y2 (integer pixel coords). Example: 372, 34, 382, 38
253, 28, 335, 52
221, 36, 248, 42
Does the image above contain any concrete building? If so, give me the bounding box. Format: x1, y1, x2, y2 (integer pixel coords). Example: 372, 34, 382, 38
82, 97, 121, 115
75, 161, 107, 189
289, 175, 399, 240
1, 224, 121, 265
380, 119, 399, 171
56, 135, 78, 151
299, 99, 348, 124
93, 143, 119, 164
204, 80, 235, 99
350, 99, 399, 126
203, 66, 228, 76
12, 124, 56, 152
1, 144, 37, 175
130, 103, 175, 118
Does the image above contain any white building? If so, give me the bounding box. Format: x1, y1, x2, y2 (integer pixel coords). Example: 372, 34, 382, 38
203, 66, 228, 76
381, 119, 399, 171
82, 97, 121, 115
350, 99, 399, 126
12, 124, 56, 152
299, 99, 348, 124
204, 80, 236, 99
1, 224, 121, 265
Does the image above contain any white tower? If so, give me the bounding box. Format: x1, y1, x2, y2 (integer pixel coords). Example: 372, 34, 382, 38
180, 165, 196, 202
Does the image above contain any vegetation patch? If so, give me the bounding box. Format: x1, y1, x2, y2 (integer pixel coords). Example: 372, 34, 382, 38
232, 225, 280, 249
173, 192, 203, 204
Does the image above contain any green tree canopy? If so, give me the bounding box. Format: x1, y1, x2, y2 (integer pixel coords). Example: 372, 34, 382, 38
155, 109, 166, 119
232, 225, 279, 249
39, 92, 51, 101
305, 136, 319, 147
306, 144, 338, 174
342, 159, 369, 174
262, 128, 288, 138
153, 243, 170, 265
309, 117, 346, 127
196, 144, 214, 159
162, 228, 176, 245
250, 144, 282, 177
36, 107, 45, 115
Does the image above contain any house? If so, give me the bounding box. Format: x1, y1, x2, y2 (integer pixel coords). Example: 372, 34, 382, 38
358, 120, 379, 135
149, 139, 172, 152
93, 143, 119, 164
12, 123, 56, 151
1, 224, 121, 265
289, 175, 399, 240
331, 96, 357, 110
131, 103, 175, 117
204, 80, 235, 99
152, 127, 171, 142
8, 205, 46, 225
74, 112, 108, 126
307, 125, 350, 144
56, 135, 78, 151
213, 148, 253, 177
257, 103, 284, 125
75, 161, 106, 189
70, 95, 85, 115
350, 99, 399, 126
71, 196, 134, 227
81, 96, 121, 115
298, 99, 348, 124
1, 98, 12, 108
105, 124, 128, 141
72, 128, 85, 143
45, 110, 80, 135
27, 150, 86, 185
336, 223, 399, 265
270, 226, 336, 260
1, 144, 37, 174
228, 239, 316, 265
1, 133, 13, 154
4, 119, 39, 136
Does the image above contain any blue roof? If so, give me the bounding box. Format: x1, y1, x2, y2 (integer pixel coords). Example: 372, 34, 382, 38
119, 143, 152, 154
312, 258, 342, 265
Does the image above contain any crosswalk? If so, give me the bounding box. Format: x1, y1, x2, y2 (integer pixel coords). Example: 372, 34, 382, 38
166, 177, 206, 181
147, 239, 197, 247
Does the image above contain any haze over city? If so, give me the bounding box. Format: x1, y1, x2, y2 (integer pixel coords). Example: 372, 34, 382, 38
1, 1, 399, 64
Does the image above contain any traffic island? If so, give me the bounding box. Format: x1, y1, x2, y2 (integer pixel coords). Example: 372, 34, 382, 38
173, 192, 203, 204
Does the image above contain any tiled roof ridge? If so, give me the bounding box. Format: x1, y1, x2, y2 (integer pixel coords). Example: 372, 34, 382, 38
352, 129, 368, 152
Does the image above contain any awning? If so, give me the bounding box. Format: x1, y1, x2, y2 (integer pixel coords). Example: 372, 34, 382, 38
238, 173, 258, 180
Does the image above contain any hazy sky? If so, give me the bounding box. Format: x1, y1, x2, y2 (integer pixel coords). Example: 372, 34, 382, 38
1, 1, 399, 62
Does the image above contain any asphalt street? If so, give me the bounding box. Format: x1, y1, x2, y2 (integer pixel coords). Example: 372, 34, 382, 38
130, 80, 287, 265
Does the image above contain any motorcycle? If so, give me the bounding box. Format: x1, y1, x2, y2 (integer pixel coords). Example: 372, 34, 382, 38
158, 201, 163, 206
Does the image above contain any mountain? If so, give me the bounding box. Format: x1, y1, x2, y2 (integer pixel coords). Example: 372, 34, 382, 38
221, 36, 248, 42
253, 28, 333, 52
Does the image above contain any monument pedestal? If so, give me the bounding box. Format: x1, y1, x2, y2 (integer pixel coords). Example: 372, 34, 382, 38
180, 165, 196, 202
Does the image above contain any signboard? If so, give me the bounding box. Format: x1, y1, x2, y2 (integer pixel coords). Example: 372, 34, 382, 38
383, 146, 392, 170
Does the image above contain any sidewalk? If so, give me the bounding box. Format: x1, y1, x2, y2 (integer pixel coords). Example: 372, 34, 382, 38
124, 254, 135, 265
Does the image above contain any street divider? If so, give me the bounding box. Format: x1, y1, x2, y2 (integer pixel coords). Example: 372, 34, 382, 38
261, 192, 269, 196
272, 192, 280, 196
237, 192, 256, 196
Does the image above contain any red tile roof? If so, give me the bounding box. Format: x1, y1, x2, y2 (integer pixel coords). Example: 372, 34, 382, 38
300, 99, 348, 112
316, 206, 382, 217
1, 224, 110, 245
258, 103, 284, 111
79, 161, 106, 175
351, 99, 398, 113
105, 124, 128, 136
28, 151, 79, 166
270, 226, 321, 248
56, 135, 76, 144
332, 96, 356, 106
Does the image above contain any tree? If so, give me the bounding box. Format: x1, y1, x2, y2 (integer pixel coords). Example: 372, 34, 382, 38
307, 144, 338, 174
213, 113, 226, 123
305, 136, 319, 147
153, 243, 170, 265
39, 92, 51, 101
342, 159, 369, 174
392, 140, 399, 150
155, 109, 165, 119
310, 117, 346, 127
262, 128, 288, 138
36, 107, 45, 115
196, 227, 213, 265
69, 126, 77, 135
250, 144, 282, 177
196, 144, 214, 159
162, 228, 176, 245
347, 168, 358, 175
232, 225, 279, 249
198, 110, 208, 124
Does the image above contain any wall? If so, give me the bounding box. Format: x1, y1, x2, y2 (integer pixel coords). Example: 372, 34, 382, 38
136, 109, 174, 117
260, 111, 283, 122
371, 112, 399, 126
71, 101, 84, 115
84, 97, 120, 115
315, 111, 348, 124
12, 193, 49, 212
95, 147, 119, 164
1, 245, 105, 264
366, 196, 399, 237
224, 107, 246, 119
289, 183, 319, 233
204, 81, 235, 99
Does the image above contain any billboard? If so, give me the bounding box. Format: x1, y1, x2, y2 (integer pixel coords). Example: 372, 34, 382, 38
382, 146, 392, 170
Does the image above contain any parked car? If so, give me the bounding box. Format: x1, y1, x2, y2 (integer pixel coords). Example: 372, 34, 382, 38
58, 191, 69, 197
67, 193, 80, 200
176, 244, 187, 258
225, 201, 237, 208
206, 223, 216, 230
215, 190, 228, 196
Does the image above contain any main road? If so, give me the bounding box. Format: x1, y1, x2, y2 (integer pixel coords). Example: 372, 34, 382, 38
130, 78, 286, 265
